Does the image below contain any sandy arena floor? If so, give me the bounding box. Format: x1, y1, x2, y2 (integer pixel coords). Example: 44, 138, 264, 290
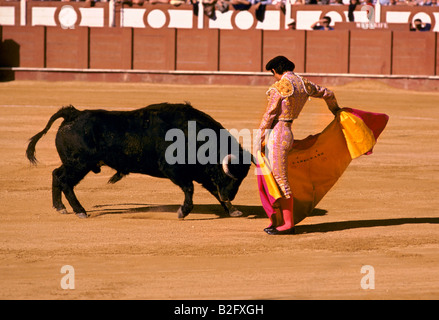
0, 80, 438, 300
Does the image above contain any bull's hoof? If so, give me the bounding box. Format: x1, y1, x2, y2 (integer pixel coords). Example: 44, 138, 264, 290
177, 207, 187, 220
75, 212, 89, 219
57, 208, 69, 215
229, 209, 243, 217
177, 205, 192, 220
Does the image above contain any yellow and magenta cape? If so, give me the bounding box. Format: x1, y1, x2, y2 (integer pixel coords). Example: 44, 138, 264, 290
256, 108, 389, 225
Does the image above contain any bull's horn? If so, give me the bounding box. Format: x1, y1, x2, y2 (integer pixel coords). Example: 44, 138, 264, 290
222, 154, 237, 180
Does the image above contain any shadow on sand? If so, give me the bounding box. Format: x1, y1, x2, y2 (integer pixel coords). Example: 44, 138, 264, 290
295, 217, 439, 234
88, 203, 439, 233
90, 203, 329, 220
89, 203, 268, 219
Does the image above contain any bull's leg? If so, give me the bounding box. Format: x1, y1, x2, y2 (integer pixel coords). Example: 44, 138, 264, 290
177, 181, 194, 219
203, 180, 243, 217
52, 166, 68, 214
213, 193, 243, 217
53, 164, 90, 218
221, 201, 243, 217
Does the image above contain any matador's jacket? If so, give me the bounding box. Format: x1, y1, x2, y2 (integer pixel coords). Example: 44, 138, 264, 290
257, 71, 339, 198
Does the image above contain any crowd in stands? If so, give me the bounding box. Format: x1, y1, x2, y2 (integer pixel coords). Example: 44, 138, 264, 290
310, 14, 432, 31
118, 0, 439, 5
115, 0, 439, 6
21, 0, 436, 6
114, 0, 437, 23
8, 0, 437, 26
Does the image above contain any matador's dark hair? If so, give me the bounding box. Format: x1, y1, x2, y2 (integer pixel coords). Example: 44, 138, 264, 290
265, 56, 295, 74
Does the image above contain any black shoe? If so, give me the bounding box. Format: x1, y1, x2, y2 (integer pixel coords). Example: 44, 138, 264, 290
265, 227, 295, 235
263, 226, 276, 233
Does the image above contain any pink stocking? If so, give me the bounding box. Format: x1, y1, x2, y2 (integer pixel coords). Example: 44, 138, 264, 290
276, 197, 294, 231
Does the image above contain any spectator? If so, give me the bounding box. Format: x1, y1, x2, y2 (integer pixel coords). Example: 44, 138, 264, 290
170, 0, 188, 5
149, 0, 171, 4
405, 0, 417, 5
273, 0, 286, 13
191, 0, 218, 20
216, 0, 230, 12
331, 0, 344, 4
203, 0, 217, 19
311, 16, 334, 30
410, 18, 431, 31
252, 0, 270, 22
228, 0, 269, 22
348, 0, 358, 22
230, 0, 252, 10
253, 0, 273, 4
287, 20, 296, 30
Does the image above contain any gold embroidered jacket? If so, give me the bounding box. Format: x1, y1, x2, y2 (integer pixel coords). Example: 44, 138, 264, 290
259, 72, 339, 134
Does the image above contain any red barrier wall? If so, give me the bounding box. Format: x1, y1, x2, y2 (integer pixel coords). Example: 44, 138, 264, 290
1, 26, 438, 78
392, 31, 436, 76
437, 36, 439, 77
0, 26, 45, 68
133, 28, 176, 71
176, 29, 219, 72
46, 27, 88, 69
349, 30, 392, 75
89, 28, 132, 70
219, 30, 262, 72
306, 30, 349, 74
262, 30, 306, 73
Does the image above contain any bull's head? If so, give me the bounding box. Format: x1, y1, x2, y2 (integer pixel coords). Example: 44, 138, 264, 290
214, 151, 252, 202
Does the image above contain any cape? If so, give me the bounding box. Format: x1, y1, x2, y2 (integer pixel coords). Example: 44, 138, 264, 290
256, 108, 389, 225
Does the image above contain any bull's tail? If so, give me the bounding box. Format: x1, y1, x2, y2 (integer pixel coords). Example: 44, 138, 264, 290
26, 105, 81, 164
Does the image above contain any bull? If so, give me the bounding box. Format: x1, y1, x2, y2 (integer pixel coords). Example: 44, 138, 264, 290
26, 103, 251, 219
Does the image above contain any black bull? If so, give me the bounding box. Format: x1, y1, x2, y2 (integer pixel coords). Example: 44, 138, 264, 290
26, 103, 252, 219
